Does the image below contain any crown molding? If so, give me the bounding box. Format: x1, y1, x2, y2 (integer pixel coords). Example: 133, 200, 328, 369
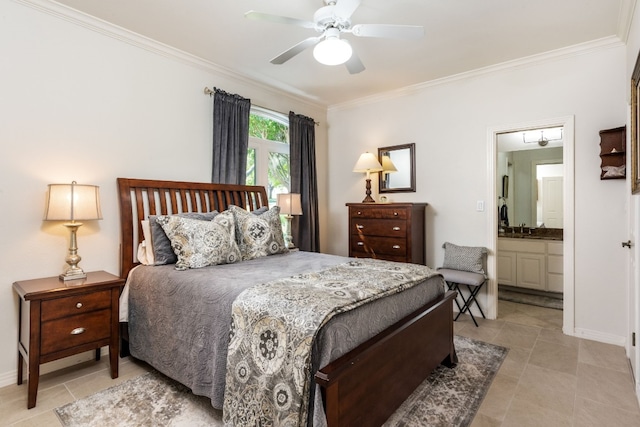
330, 36, 625, 111
618, 0, 637, 42
12, 0, 326, 112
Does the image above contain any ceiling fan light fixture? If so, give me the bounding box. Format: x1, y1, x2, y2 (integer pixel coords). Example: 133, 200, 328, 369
313, 32, 352, 66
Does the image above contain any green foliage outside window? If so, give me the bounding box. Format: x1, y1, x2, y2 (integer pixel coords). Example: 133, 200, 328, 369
249, 115, 289, 143
248, 114, 290, 202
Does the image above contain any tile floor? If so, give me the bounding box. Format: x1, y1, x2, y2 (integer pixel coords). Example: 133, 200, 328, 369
1, 300, 638, 426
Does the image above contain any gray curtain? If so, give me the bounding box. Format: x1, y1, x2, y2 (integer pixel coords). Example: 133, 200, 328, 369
211, 88, 251, 184
289, 112, 320, 252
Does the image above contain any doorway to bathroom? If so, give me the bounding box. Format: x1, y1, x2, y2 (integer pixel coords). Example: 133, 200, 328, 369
487, 116, 575, 335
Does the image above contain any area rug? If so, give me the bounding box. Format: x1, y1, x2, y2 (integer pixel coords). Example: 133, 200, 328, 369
55, 336, 507, 427
498, 287, 563, 310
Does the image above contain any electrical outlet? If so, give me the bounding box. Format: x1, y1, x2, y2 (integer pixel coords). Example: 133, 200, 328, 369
476, 200, 485, 212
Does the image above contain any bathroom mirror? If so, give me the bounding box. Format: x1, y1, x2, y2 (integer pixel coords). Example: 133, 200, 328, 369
378, 143, 416, 193
497, 128, 564, 228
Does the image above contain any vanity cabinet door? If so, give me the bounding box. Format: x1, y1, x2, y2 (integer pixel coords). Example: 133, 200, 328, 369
497, 251, 516, 286
547, 242, 564, 293
516, 253, 546, 290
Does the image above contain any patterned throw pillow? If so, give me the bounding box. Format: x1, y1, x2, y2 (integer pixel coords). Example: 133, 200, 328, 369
156, 211, 240, 270
149, 211, 219, 265
229, 205, 289, 260
442, 242, 486, 274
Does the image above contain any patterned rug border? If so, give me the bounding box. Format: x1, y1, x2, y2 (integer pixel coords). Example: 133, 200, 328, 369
56, 336, 507, 427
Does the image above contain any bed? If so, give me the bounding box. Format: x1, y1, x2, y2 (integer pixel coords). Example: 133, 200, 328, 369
117, 177, 457, 426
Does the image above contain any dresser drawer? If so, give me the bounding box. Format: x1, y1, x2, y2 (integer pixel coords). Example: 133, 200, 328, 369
349, 206, 408, 219
350, 250, 408, 263
350, 218, 407, 237
351, 236, 407, 257
41, 309, 111, 355
41, 290, 111, 321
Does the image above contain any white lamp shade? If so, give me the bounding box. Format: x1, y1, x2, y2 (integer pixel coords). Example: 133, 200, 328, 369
381, 155, 398, 172
277, 193, 303, 216
44, 182, 102, 221
353, 152, 383, 173
313, 37, 353, 66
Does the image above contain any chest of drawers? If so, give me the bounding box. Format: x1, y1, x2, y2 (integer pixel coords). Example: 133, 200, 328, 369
347, 203, 427, 264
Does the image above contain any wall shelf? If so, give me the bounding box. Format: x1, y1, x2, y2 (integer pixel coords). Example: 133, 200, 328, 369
599, 126, 626, 180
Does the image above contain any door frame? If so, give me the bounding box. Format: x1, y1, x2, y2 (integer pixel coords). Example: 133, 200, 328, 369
486, 115, 575, 335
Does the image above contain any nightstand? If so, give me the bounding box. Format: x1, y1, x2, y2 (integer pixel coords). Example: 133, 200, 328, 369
13, 271, 125, 409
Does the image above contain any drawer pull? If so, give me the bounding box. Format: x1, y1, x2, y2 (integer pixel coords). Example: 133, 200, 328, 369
356, 224, 364, 229
357, 211, 362, 215
392, 226, 401, 231
76, 302, 83, 309
357, 242, 364, 246
392, 245, 401, 249
70, 327, 86, 335
393, 212, 399, 216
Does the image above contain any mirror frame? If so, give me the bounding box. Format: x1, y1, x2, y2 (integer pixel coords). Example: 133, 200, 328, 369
632, 49, 640, 194
378, 143, 416, 193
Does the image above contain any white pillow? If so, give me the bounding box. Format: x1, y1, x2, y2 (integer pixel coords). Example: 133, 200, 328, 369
136, 220, 155, 265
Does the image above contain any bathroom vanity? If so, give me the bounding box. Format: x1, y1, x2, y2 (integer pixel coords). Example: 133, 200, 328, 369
497, 230, 563, 293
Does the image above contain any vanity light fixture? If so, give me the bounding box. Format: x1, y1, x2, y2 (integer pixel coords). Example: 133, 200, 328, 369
353, 152, 383, 203
522, 128, 563, 147
44, 181, 102, 281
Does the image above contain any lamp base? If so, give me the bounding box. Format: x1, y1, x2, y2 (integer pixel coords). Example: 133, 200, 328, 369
361, 195, 377, 203
59, 269, 87, 281
361, 178, 377, 203
284, 214, 296, 249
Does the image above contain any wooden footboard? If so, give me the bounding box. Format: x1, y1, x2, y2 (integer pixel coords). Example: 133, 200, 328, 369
315, 290, 457, 427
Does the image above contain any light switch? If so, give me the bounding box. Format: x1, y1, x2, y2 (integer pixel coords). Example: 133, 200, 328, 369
476, 200, 484, 212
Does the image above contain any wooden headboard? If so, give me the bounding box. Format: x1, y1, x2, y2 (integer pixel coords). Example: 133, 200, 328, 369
117, 178, 269, 279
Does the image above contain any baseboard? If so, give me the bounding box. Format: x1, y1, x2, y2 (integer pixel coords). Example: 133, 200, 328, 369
572, 327, 626, 347
0, 347, 109, 388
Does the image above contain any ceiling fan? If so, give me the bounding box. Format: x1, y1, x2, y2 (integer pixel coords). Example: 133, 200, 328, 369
245, 0, 424, 74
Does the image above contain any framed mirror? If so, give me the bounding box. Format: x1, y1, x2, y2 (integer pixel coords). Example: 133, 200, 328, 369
378, 143, 416, 193
632, 49, 640, 194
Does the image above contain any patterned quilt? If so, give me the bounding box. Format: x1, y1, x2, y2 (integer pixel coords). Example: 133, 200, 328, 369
222, 258, 441, 426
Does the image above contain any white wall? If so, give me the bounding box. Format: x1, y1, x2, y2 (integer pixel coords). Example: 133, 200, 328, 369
0, 0, 328, 385
326, 43, 629, 343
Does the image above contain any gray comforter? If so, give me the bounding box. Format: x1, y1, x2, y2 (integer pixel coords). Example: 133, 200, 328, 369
125, 251, 445, 425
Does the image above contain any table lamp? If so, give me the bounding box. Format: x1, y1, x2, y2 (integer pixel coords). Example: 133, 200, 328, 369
353, 152, 383, 203
44, 181, 102, 281
277, 193, 302, 249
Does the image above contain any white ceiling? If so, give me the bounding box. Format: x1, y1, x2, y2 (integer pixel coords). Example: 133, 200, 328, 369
52, 0, 629, 106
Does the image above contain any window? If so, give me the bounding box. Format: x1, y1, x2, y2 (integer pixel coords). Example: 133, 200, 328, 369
247, 107, 290, 205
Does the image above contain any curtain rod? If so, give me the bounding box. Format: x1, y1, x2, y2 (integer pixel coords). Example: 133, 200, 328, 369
203, 87, 319, 125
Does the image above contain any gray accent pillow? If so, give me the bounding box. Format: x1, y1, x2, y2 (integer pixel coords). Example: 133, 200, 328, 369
442, 242, 486, 274
156, 211, 241, 271
229, 205, 289, 260
150, 211, 219, 265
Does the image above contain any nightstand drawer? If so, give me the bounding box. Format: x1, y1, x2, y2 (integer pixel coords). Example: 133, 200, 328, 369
41, 290, 111, 321
349, 206, 408, 219
351, 236, 407, 257
41, 309, 111, 355
351, 219, 407, 237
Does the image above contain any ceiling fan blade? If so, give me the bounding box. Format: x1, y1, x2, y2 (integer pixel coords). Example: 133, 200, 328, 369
245, 10, 316, 29
333, 0, 362, 20
345, 51, 365, 74
351, 24, 424, 39
270, 37, 322, 65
